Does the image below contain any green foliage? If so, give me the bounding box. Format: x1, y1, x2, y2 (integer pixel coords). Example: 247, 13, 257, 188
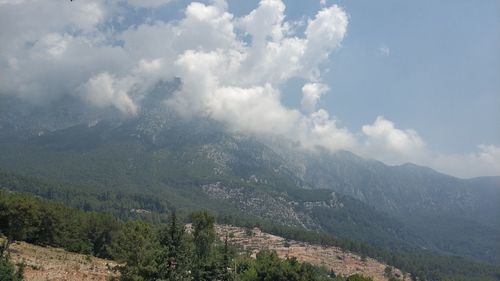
236, 251, 323, 281
0, 169, 171, 223
110, 221, 158, 281
190, 211, 221, 281
0, 194, 41, 242
0, 242, 23, 281
0, 191, 116, 257
0, 256, 22, 281
191, 210, 216, 259
0, 112, 498, 267
1, 175, 500, 281
0, 191, 372, 281
156, 211, 192, 281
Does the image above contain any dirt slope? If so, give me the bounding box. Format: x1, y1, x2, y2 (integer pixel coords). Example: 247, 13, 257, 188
215, 225, 410, 281
7, 241, 118, 281
4, 225, 409, 281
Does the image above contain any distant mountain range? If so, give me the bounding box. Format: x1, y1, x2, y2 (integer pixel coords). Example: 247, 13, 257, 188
0, 92, 498, 265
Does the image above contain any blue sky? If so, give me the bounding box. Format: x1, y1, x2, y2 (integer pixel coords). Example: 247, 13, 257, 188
233, 0, 500, 154
323, 0, 499, 154
0, 0, 498, 177
141, 0, 500, 159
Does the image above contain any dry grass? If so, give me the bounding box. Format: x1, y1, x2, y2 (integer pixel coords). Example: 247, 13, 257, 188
5, 240, 118, 281
215, 225, 411, 281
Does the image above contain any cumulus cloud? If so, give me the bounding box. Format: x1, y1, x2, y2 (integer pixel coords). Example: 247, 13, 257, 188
358, 117, 500, 178
0, 0, 132, 105
239, 0, 286, 45
301, 83, 329, 113
361, 116, 426, 164
302, 5, 347, 79
298, 109, 357, 151
0, 0, 497, 177
160, 0, 355, 153
82, 72, 139, 116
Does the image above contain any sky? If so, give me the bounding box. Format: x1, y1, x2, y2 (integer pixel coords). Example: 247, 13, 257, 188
0, 0, 498, 178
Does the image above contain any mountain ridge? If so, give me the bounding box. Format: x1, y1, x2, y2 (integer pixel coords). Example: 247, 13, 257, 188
0, 110, 498, 264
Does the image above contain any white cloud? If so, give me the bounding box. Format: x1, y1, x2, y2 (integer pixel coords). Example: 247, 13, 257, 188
125, 0, 172, 8
303, 5, 348, 80
0, 0, 130, 103
82, 72, 139, 116
168, 48, 297, 135
361, 116, 426, 164
239, 0, 287, 45
209, 85, 301, 135
378, 45, 390, 56
0, 0, 497, 178
0, 32, 131, 103
0, 0, 106, 44
162, 1, 354, 153
358, 116, 500, 177
430, 145, 500, 178
300, 109, 357, 151
301, 83, 329, 113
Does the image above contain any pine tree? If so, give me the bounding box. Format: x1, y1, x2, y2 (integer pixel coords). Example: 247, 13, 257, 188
191, 210, 216, 281
219, 233, 233, 281
192, 211, 215, 260
157, 210, 191, 281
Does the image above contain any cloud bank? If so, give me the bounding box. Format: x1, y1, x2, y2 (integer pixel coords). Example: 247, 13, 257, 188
0, 0, 497, 178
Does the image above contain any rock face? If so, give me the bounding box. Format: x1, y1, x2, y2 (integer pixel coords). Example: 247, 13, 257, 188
7, 240, 118, 281
214, 224, 410, 281
202, 182, 317, 228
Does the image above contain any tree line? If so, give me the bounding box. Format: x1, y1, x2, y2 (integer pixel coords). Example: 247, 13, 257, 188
1, 170, 499, 281
0, 190, 376, 281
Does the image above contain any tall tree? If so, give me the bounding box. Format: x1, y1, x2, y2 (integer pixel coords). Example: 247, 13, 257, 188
112, 221, 158, 281
219, 233, 233, 281
157, 210, 191, 281
191, 211, 216, 260
191, 210, 216, 281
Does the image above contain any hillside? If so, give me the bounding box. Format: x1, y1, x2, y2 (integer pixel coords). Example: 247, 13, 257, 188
0, 110, 498, 263
0, 1, 498, 280
5, 240, 118, 281
214, 225, 409, 281
1, 169, 499, 280
3, 225, 407, 281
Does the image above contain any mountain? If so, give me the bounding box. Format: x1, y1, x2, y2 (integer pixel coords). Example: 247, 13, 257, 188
272, 146, 500, 263
0, 93, 499, 265
0, 117, 422, 250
